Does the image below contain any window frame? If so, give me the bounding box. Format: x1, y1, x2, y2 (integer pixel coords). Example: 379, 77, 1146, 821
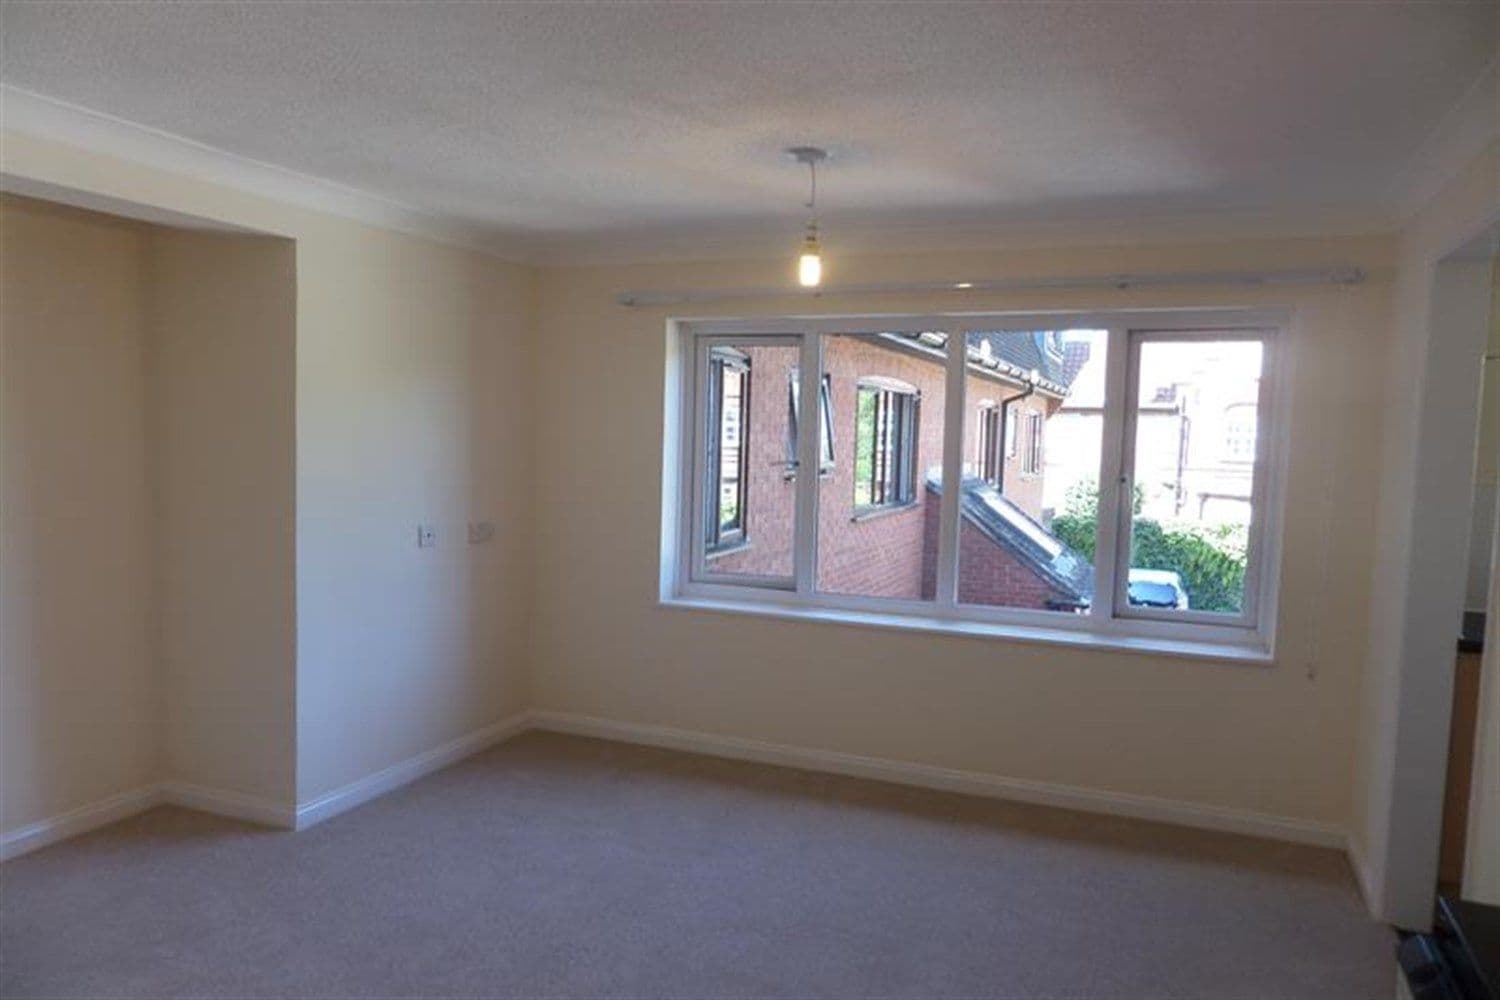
1111, 329, 1278, 631
788, 370, 836, 475
976, 402, 1001, 483
852, 377, 920, 512
668, 310, 1289, 660
688, 335, 800, 590
705, 346, 751, 553
1022, 409, 1044, 476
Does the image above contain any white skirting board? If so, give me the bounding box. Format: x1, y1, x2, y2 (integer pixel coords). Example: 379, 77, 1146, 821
527, 710, 1349, 849
0, 783, 295, 862
0, 713, 530, 861
294, 712, 532, 830
159, 782, 295, 829
0, 786, 163, 862
5, 708, 1352, 871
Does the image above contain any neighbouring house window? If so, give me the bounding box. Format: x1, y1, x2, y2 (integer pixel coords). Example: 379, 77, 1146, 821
976, 404, 1002, 483
1223, 403, 1257, 462
673, 316, 1284, 655
1023, 410, 1043, 476
706, 347, 750, 550
788, 371, 835, 474
853, 379, 919, 510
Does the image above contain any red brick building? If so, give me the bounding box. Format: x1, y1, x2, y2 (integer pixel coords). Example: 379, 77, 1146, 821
707, 332, 1093, 611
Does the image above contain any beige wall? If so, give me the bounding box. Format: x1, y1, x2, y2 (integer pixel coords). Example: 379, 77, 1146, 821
1460, 255, 1500, 906
13, 123, 1494, 909
1, 131, 535, 818
532, 234, 1394, 831
149, 228, 297, 803
2, 135, 1395, 843
1, 196, 159, 832
1466, 262, 1500, 612
1466, 492, 1500, 907
1353, 137, 1500, 927
1, 196, 298, 833
293, 218, 534, 802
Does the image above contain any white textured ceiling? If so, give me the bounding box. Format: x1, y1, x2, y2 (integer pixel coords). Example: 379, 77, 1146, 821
1, 1, 1496, 255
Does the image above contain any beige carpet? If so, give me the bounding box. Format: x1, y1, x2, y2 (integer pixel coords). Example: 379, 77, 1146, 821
2, 731, 1391, 999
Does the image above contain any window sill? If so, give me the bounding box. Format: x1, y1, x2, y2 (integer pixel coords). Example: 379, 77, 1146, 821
659, 595, 1274, 667
850, 501, 922, 524
705, 541, 751, 560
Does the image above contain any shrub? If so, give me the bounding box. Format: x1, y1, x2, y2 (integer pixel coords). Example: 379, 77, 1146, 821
1049, 480, 1248, 612
1129, 519, 1247, 612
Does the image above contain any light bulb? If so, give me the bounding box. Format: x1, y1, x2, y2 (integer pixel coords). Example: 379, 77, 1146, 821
798, 223, 823, 287
798, 248, 822, 288
788, 147, 829, 289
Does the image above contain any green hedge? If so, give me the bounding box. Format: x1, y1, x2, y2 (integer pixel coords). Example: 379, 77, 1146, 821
1050, 482, 1247, 613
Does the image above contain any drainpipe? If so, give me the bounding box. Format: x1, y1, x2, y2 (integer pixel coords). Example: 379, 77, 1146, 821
995, 368, 1041, 496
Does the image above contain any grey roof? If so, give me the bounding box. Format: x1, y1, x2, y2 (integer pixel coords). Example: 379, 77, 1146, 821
1060, 340, 1093, 387
926, 475, 1093, 609
966, 331, 1072, 394
875, 331, 1074, 396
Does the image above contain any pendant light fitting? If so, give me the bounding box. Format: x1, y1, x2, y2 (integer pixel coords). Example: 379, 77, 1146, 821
787, 147, 828, 288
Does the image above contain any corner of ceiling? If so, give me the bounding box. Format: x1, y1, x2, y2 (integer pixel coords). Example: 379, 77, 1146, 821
0, 83, 539, 265
1385, 51, 1500, 224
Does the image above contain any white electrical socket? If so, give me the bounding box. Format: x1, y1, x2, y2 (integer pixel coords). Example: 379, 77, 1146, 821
468, 521, 495, 544
417, 524, 437, 548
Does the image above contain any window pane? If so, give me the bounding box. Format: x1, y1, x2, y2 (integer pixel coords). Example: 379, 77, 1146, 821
853, 385, 918, 509
1125, 337, 1263, 615
700, 342, 799, 580
957, 330, 1105, 613
789, 371, 835, 472
817, 332, 947, 599
715, 357, 746, 538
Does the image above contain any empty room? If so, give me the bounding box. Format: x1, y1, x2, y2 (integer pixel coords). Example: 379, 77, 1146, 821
2, 2, 1498, 997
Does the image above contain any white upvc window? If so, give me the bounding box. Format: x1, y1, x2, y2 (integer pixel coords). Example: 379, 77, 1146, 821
664, 311, 1288, 661
852, 377, 920, 511
1022, 409, 1043, 476
975, 402, 1001, 483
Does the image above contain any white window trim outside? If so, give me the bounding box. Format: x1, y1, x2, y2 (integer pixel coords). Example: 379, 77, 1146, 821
704, 345, 751, 553
975, 401, 1000, 481
788, 368, 836, 474
662, 309, 1291, 663
1022, 409, 1043, 477
852, 376, 921, 511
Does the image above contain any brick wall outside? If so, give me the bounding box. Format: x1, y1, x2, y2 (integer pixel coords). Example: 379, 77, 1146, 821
712, 335, 1066, 606
919, 488, 1070, 610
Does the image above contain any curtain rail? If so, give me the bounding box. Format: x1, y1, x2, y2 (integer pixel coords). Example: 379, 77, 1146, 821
617, 266, 1365, 307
